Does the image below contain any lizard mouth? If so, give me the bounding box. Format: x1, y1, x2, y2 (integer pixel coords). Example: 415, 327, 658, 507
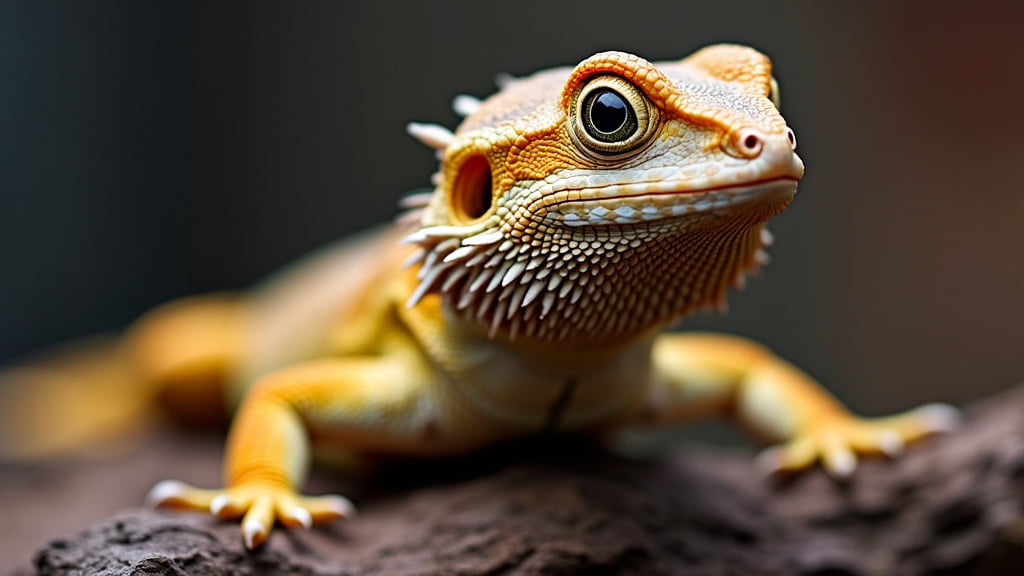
549, 176, 800, 227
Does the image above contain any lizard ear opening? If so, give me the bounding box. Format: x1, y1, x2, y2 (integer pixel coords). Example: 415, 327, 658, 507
449, 153, 494, 223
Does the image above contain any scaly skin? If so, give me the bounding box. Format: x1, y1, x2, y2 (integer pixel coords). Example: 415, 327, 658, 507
146, 45, 957, 549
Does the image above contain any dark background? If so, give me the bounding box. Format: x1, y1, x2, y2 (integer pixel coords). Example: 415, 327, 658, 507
1, 1, 1022, 415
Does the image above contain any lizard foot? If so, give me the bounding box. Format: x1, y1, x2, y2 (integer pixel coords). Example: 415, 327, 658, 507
147, 479, 355, 548
755, 402, 959, 479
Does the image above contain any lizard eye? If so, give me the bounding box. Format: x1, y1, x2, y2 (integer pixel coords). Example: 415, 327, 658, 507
570, 75, 658, 158
584, 89, 636, 142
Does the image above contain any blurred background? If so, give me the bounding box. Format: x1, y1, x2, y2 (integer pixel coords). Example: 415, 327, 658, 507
1, 1, 1022, 418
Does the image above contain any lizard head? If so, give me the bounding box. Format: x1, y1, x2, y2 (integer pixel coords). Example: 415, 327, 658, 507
404, 45, 804, 343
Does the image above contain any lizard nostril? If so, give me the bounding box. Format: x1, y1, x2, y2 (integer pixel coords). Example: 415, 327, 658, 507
786, 128, 797, 150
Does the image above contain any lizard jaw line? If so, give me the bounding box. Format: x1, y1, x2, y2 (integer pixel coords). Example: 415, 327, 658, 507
551, 177, 798, 227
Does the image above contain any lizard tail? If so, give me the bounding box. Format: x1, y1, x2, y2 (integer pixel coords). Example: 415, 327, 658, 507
0, 294, 247, 462
0, 335, 156, 461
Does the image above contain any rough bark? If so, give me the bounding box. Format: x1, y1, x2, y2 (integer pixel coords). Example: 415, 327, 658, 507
14, 385, 1024, 576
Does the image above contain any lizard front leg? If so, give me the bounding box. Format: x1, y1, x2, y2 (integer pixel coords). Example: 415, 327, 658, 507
638, 333, 958, 477
148, 353, 439, 548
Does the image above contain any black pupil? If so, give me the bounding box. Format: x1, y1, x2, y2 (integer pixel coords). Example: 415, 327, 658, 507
590, 90, 628, 134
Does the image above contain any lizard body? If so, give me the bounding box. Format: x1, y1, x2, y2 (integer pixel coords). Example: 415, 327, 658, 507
141, 45, 956, 549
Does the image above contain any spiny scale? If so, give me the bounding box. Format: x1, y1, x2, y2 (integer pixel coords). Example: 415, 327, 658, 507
452, 94, 482, 117
406, 123, 454, 150
403, 217, 772, 342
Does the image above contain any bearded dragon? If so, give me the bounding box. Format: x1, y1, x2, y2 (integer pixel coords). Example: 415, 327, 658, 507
134, 45, 957, 549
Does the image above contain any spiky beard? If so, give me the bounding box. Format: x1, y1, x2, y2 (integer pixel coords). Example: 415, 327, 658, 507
403, 214, 775, 343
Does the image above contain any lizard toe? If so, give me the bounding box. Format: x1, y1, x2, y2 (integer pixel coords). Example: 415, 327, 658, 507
147, 479, 218, 512
757, 403, 957, 479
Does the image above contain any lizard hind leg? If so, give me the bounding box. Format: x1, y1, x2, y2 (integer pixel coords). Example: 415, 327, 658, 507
0, 293, 248, 462
126, 293, 249, 429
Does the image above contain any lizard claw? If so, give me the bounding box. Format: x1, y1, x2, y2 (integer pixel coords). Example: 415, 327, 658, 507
756, 402, 960, 479
147, 479, 355, 548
